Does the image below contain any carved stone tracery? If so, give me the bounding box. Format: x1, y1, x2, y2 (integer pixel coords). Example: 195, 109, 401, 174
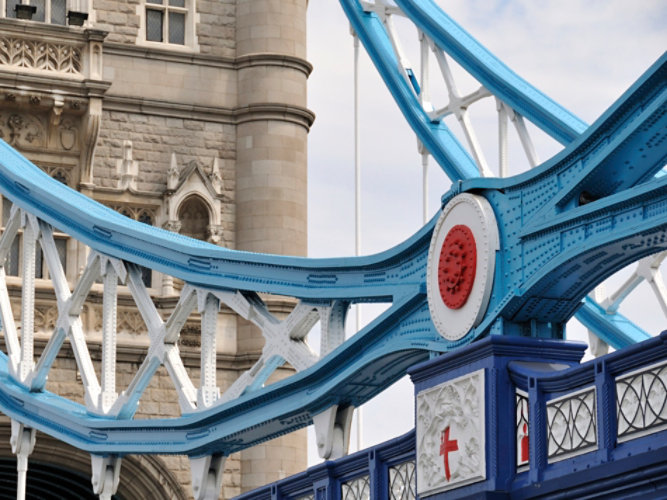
43, 166, 72, 186
104, 204, 156, 223
34, 306, 58, 332
0, 37, 82, 74
0, 113, 45, 148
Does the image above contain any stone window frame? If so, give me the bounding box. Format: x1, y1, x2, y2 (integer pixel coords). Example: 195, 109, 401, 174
1, 0, 93, 26
136, 0, 199, 52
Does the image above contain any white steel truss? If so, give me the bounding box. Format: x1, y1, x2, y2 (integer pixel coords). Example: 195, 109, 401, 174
0, 205, 353, 499
360, 0, 541, 178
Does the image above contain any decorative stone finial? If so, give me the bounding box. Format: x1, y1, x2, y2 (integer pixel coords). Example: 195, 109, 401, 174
167, 152, 180, 191
209, 157, 223, 194
117, 140, 138, 190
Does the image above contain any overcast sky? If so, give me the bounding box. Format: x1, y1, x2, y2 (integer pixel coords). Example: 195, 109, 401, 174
304, 1, 666, 464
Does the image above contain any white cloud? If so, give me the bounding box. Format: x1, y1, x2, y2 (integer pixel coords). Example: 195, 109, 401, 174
305, 0, 666, 465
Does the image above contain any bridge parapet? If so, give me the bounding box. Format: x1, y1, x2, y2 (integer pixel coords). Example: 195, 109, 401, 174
241, 333, 667, 499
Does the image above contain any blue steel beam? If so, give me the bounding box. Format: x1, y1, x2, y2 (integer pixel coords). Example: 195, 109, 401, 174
338, 0, 480, 181
466, 55, 667, 331
338, 0, 587, 183
394, 0, 588, 144
0, 53, 662, 455
0, 140, 433, 302
339, 0, 663, 344
575, 297, 651, 349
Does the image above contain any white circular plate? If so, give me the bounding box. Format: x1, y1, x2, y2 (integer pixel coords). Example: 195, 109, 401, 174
427, 193, 499, 341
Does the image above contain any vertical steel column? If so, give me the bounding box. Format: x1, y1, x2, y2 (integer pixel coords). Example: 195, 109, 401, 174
528, 378, 547, 484
497, 99, 509, 177
11, 420, 35, 500
198, 293, 220, 407
595, 360, 618, 463
100, 261, 118, 413
19, 216, 37, 383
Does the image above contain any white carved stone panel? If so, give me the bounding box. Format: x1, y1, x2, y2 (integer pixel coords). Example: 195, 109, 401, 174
616, 359, 667, 442
416, 369, 486, 497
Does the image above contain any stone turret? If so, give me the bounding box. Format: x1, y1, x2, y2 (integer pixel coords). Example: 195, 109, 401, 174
235, 0, 313, 492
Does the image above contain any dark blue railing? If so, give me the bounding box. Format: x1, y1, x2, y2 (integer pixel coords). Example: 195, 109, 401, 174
236, 430, 416, 500
239, 332, 667, 499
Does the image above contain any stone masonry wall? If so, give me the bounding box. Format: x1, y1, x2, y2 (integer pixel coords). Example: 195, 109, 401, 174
93, 110, 237, 247
93, 0, 140, 45
92, 0, 236, 57
197, 0, 236, 57
95, 111, 236, 193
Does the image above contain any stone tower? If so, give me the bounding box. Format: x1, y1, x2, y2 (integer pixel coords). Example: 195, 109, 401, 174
0, 0, 311, 497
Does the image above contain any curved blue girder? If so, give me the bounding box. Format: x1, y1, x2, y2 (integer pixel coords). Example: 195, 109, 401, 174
0, 0, 663, 460
339, 0, 587, 183
0, 50, 663, 455
575, 297, 651, 349
341, 0, 664, 344
0, 141, 432, 303
393, 0, 588, 143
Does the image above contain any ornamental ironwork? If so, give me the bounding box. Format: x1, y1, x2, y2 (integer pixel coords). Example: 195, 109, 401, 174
546, 387, 597, 462
341, 475, 370, 500
389, 460, 416, 500
616, 360, 667, 442
516, 390, 529, 468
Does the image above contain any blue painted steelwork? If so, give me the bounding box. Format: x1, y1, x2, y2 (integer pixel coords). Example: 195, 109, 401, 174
340, 0, 662, 345
236, 430, 417, 500
242, 333, 667, 499
393, 0, 588, 144
0, 1, 663, 461
342, 0, 587, 152
575, 297, 651, 348
339, 0, 480, 181
0, 53, 662, 456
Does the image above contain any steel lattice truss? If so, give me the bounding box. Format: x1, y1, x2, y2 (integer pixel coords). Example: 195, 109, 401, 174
0, 0, 664, 498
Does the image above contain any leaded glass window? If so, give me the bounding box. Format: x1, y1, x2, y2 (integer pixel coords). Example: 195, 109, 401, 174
5, 0, 66, 25
145, 0, 187, 45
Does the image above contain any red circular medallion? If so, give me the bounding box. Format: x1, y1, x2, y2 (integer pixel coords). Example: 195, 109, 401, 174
438, 225, 477, 309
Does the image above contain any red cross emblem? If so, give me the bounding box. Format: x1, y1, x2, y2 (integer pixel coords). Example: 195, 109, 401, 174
439, 426, 458, 481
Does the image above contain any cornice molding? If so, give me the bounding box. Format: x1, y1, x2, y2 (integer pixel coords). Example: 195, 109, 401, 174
236, 53, 313, 76
104, 95, 316, 130
0, 18, 107, 44
104, 43, 312, 76
103, 95, 235, 123
235, 102, 316, 130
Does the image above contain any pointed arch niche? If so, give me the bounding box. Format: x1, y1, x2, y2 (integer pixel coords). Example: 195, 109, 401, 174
178, 195, 210, 241
161, 156, 226, 245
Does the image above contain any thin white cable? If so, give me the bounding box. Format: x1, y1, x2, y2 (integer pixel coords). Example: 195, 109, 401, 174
353, 32, 363, 453
422, 153, 429, 224
419, 32, 430, 224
